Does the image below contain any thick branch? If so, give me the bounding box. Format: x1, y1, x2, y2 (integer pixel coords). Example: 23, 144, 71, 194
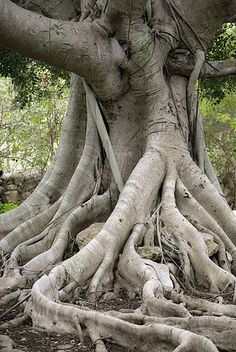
0, 1, 79, 71
201, 60, 236, 78
13, 0, 79, 20
0, 0, 127, 100
167, 53, 236, 78
169, 0, 236, 49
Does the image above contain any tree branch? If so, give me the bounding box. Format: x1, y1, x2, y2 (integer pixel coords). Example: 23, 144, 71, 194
0, 0, 78, 71
166, 0, 236, 50
13, 0, 79, 20
201, 60, 236, 78
166, 51, 236, 78
0, 0, 127, 100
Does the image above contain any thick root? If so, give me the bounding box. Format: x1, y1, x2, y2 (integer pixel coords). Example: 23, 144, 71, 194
0, 193, 111, 296
179, 156, 236, 246
2, 143, 236, 352
161, 169, 236, 292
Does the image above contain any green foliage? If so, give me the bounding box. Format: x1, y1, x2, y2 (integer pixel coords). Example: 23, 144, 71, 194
0, 48, 69, 107
201, 92, 236, 208
202, 23, 236, 101
200, 23, 236, 207
0, 76, 68, 173
0, 202, 18, 214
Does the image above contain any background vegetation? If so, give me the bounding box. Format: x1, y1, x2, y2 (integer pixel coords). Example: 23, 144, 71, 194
200, 23, 236, 208
0, 60, 68, 173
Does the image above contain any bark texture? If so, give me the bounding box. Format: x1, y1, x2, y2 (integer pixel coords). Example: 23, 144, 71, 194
1, 1, 236, 351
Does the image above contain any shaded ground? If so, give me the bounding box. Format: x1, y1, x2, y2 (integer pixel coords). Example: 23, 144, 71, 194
0, 295, 141, 352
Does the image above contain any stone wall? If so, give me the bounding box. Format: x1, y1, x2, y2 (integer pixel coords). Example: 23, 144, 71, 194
0, 173, 42, 204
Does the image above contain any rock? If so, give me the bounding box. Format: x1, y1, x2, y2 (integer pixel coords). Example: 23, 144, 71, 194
21, 191, 32, 202
0, 334, 23, 351
143, 260, 173, 292
202, 233, 219, 256
23, 177, 40, 192
3, 190, 19, 203
137, 246, 162, 261
233, 210, 236, 217
0, 173, 42, 204
57, 344, 74, 349
76, 223, 104, 249
29, 329, 39, 335
5, 184, 17, 191
13, 175, 25, 186
102, 292, 117, 300
0, 335, 14, 349
226, 251, 233, 262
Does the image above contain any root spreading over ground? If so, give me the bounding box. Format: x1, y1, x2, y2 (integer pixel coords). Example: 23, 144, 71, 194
1, 112, 236, 351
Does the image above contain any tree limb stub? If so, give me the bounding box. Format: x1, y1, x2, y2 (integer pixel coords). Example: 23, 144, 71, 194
201, 59, 236, 78
167, 52, 236, 78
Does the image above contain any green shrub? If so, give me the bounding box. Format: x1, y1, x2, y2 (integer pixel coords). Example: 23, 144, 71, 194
0, 202, 18, 214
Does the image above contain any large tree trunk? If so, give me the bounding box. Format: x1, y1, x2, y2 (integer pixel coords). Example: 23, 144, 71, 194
1, 1, 236, 351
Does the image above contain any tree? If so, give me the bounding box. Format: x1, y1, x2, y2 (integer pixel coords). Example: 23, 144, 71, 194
1, 1, 236, 351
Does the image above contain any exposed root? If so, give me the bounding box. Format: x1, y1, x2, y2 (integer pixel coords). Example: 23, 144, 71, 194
0, 314, 28, 329
27, 270, 218, 352
176, 179, 233, 271
0, 193, 111, 296
1, 130, 236, 351
161, 167, 236, 293
107, 309, 236, 351
139, 279, 191, 318
144, 212, 156, 246
116, 222, 190, 318
0, 289, 21, 307
179, 156, 236, 246
0, 199, 61, 258
87, 325, 108, 352
172, 291, 236, 318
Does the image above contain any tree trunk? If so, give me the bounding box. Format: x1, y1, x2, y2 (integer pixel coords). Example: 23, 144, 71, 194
1, 1, 236, 351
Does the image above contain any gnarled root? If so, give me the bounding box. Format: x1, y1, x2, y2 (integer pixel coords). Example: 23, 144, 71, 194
2, 144, 236, 351
27, 269, 218, 352
0, 192, 111, 298
161, 166, 236, 293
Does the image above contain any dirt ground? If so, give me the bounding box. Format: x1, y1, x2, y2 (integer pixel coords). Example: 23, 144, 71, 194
0, 295, 141, 352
